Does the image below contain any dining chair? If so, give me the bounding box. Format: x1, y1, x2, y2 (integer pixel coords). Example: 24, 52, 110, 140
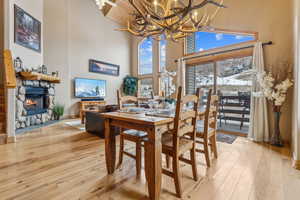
195, 89, 219, 167
153, 86, 200, 198
116, 90, 147, 178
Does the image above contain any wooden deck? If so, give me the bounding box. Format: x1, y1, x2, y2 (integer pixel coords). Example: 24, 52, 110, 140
0, 120, 299, 200
218, 121, 249, 135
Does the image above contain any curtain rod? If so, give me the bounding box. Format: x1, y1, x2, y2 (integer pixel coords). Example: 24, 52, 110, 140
175, 41, 273, 63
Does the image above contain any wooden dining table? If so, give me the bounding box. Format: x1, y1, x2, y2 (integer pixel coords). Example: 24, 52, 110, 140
100, 110, 205, 200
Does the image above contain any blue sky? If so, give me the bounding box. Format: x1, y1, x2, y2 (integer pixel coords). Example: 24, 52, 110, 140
139, 32, 254, 74
139, 38, 153, 75
195, 32, 255, 52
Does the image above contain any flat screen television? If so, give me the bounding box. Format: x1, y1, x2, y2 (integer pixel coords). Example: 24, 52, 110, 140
74, 78, 106, 98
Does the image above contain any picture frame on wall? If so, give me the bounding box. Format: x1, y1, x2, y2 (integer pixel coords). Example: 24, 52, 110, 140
89, 59, 120, 76
14, 5, 41, 53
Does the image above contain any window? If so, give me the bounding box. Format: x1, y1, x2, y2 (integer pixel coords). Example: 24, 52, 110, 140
186, 62, 214, 95
139, 78, 153, 98
217, 56, 253, 95
139, 38, 153, 75
186, 31, 256, 54
186, 56, 253, 132
138, 38, 167, 96
186, 62, 215, 106
159, 39, 167, 72
159, 74, 176, 97
185, 30, 256, 134
186, 56, 253, 95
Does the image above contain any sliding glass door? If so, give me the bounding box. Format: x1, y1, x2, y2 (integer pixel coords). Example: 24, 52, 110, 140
186, 56, 253, 135
216, 57, 253, 134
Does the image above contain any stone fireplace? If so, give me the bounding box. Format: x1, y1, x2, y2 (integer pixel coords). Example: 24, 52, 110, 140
16, 80, 55, 130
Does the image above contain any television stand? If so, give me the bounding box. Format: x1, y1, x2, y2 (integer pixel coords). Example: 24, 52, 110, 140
79, 100, 106, 124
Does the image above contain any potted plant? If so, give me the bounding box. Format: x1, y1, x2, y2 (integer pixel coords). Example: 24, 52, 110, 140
123, 75, 138, 96
258, 67, 293, 146
53, 103, 65, 120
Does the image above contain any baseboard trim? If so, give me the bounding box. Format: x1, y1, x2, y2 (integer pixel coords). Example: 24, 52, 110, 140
6, 136, 16, 144
292, 159, 300, 170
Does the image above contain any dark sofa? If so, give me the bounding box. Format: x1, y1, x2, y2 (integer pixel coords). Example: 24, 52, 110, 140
85, 105, 119, 138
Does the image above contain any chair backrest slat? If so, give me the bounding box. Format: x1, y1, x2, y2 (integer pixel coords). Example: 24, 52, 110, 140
121, 96, 138, 103
172, 87, 201, 152
117, 90, 139, 109
180, 110, 196, 121
178, 126, 194, 137
181, 95, 199, 105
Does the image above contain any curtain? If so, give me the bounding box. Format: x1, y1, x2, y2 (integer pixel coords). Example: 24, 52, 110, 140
248, 42, 270, 142
177, 58, 186, 95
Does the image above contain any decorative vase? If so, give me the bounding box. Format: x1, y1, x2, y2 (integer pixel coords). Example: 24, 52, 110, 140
270, 107, 283, 147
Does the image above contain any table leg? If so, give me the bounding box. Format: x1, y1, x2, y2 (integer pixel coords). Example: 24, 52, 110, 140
81, 112, 85, 124
144, 127, 162, 200
104, 119, 116, 174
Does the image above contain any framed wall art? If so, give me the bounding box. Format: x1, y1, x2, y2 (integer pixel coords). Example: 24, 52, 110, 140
14, 5, 41, 52
89, 59, 120, 76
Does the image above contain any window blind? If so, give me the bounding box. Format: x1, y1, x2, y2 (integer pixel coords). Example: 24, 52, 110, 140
185, 65, 196, 95
186, 34, 196, 54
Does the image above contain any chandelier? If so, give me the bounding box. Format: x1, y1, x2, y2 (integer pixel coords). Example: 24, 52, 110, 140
95, 0, 116, 10
117, 0, 226, 41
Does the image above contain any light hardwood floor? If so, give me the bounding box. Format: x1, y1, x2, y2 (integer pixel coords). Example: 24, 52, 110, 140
0, 120, 299, 200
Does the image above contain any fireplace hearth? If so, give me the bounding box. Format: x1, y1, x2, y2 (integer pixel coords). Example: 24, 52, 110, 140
24, 87, 49, 115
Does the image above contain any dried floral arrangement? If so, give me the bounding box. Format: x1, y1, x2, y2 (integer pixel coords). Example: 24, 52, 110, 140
258, 62, 293, 111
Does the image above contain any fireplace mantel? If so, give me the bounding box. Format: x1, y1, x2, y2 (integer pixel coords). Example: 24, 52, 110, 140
19, 72, 61, 83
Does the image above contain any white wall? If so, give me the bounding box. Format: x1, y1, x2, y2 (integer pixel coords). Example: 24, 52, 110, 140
43, 0, 70, 115
44, 0, 131, 117
3, 0, 44, 139
6, 0, 44, 68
